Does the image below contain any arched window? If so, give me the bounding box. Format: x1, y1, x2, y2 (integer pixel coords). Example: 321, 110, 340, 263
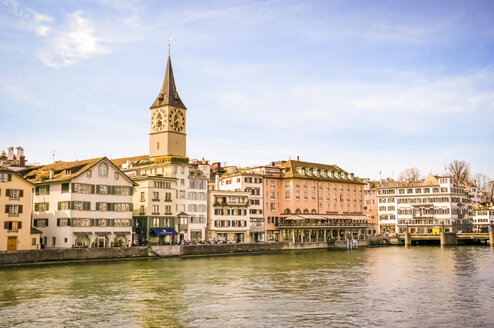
295, 208, 301, 214
284, 208, 291, 214
311, 209, 317, 214
98, 162, 109, 177
303, 209, 309, 214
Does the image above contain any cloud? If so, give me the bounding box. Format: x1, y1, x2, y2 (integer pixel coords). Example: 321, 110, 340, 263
3, 1, 111, 67
40, 10, 110, 67
3, 0, 53, 36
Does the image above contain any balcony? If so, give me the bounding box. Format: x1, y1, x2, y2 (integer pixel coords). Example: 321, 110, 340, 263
250, 225, 265, 232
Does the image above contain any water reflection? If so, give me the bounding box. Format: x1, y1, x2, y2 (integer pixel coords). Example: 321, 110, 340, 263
1, 248, 493, 327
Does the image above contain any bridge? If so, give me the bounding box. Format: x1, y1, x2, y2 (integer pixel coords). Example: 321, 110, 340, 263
396, 231, 494, 246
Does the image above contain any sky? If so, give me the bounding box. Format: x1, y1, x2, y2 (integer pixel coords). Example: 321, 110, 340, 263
1, 0, 493, 180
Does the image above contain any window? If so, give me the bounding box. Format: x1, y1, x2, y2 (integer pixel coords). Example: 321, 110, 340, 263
32, 238, 36, 246
152, 192, 159, 200
114, 172, 119, 180
3, 221, 22, 231
98, 163, 109, 177
34, 218, 48, 227
34, 203, 48, 212
7, 189, 21, 199
285, 191, 290, 200
86, 170, 92, 178
270, 203, 275, 211
52, 237, 56, 246
61, 183, 69, 193
35, 185, 50, 196
140, 192, 145, 201
0, 173, 12, 182
57, 218, 70, 226
152, 205, 159, 214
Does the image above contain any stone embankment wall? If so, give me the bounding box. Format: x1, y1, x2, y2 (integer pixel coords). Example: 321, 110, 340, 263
0, 243, 291, 265
0, 246, 150, 265
181, 242, 289, 256
0, 239, 387, 266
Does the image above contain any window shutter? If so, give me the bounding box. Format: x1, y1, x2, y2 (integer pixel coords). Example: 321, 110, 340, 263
5, 189, 11, 197
35, 186, 39, 195
91, 185, 95, 194
4, 222, 8, 229
5, 205, 9, 213
57, 218, 60, 226
7, 174, 11, 181
46, 203, 49, 210
47, 185, 50, 193
19, 190, 24, 197
18, 221, 22, 229
58, 202, 61, 210
18, 205, 23, 214
34, 203, 38, 211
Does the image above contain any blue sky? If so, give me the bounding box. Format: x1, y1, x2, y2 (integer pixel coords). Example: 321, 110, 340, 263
1, 0, 493, 180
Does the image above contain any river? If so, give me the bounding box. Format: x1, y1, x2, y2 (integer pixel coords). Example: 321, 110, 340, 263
1, 246, 493, 327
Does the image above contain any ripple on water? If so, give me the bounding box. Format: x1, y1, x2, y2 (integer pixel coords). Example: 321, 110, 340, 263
1, 247, 494, 327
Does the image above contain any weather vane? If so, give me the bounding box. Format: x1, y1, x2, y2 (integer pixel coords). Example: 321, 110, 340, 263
168, 37, 173, 56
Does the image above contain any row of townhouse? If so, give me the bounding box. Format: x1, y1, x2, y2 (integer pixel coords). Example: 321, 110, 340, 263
1, 54, 373, 251
376, 174, 473, 234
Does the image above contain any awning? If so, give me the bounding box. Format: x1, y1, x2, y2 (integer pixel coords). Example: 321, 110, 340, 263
95, 231, 112, 236
150, 227, 179, 237
114, 231, 132, 235
73, 232, 93, 235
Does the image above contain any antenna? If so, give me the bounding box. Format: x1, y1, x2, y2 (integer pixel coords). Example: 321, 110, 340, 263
52, 151, 55, 163
168, 37, 173, 56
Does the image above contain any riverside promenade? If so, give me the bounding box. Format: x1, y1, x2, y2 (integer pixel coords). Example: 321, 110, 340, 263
0, 238, 388, 266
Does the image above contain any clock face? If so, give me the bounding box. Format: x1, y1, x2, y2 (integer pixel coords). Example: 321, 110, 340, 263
168, 108, 185, 132
151, 108, 166, 132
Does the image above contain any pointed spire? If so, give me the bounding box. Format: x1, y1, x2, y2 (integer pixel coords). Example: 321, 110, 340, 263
150, 55, 186, 109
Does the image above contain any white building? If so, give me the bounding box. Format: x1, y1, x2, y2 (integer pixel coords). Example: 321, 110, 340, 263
22, 157, 135, 248
207, 190, 251, 243
472, 208, 494, 232
378, 174, 472, 234
467, 186, 482, 204
218, 172, 265, 242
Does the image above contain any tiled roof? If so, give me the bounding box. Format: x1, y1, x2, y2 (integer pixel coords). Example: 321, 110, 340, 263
280, 160, 364, 184
111, 155, 150, 167
21, 157, 104, 183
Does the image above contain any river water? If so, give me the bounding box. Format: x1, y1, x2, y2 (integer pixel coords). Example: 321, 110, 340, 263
1, 246, 494, 328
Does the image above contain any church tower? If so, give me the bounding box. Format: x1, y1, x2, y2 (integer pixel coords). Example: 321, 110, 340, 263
149, 55, 187, 159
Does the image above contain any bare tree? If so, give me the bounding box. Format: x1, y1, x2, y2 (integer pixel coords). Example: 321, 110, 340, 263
472, 173, 490, 191
485, 180, 494, 204
399, 168, 421, 182
447, 160, 470, 186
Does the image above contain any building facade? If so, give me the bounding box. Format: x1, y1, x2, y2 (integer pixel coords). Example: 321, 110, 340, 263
378, 174, 472, 234
218, 172, 265, 242
472, 207, 494, 232
0, 168, 40, 251
207, 190, 251, 243
131, 175, 178, 245
22, 157, 134, 248
363, 180, 378, 234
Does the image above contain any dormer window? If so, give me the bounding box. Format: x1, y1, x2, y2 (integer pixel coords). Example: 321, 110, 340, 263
321, 170, 327, 178
86, 170, 92, 178
98, 163, 109, 177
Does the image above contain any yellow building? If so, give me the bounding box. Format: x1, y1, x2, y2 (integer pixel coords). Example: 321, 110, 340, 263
0, 168, 40, 251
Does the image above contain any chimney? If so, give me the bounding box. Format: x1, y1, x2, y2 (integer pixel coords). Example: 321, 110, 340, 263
7, 147, 14, 161
15, 146, 24, 159
297, 156, 299, 161
49, 170, 54, 179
